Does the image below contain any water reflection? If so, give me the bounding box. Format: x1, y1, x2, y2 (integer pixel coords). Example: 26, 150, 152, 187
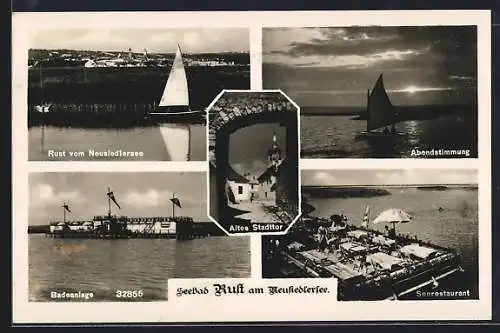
403, 120, 421, 146
158, 123, 191, 161
29, 124, 206, 161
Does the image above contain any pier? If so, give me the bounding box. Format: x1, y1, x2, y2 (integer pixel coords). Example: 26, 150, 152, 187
39, 189, 226, 240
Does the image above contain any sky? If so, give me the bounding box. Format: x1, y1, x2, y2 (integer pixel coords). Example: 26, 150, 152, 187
229, 123, 287, 178
302, 169, 478, 187
28, 172, 208, 225
263, 26, 477, 107
30, 28, 249, 53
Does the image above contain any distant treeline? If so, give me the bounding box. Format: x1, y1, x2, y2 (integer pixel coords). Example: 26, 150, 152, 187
416, 185, 478, 191
416, 185, 449, 191
301, 104, 477, 121
29, 49, 250, 64
28, 225, 50, 234
301, 186, 391, 198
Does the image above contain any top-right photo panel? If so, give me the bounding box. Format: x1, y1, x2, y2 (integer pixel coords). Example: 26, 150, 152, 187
263, 26, 477, 159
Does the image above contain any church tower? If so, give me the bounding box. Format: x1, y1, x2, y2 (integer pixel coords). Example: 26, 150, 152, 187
268, 131, 282, 171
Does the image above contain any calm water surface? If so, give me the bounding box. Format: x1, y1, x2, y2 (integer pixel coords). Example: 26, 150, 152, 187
301, 114, 477, 158
28, 124, 206, 161
29, 236, 250, 301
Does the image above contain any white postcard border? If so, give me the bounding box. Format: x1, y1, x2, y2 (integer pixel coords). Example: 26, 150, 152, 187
12, 9, 491, 323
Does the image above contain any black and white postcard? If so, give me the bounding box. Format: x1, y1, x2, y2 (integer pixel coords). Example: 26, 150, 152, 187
28, 172, 250, 302
12, 10, 491, 324
208, 90, 300, 234
263, 26, 479, 159
26, 28, 250, 161
263, 169, 479, 301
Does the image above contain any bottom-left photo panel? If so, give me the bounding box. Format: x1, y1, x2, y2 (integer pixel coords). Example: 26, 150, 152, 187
28, 172, 251, 302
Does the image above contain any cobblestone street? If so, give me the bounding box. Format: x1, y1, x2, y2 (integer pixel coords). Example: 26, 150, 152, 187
228, 201, 283, 223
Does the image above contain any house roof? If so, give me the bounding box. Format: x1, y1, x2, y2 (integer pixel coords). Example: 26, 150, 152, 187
257, 166, 273, 182
227, 166, 250, 183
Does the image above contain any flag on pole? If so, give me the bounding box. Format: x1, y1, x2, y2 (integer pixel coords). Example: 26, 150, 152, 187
62, 203, 71, 213
107, 190, 121, 209
361, 205, 370, 228
170, 197, 182, 208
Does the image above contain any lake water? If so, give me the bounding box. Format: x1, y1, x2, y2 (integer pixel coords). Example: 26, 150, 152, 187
307, 187, 479, 297
29, 235, 250, 302
301, 114, 478, 158
28, 124, 206, 161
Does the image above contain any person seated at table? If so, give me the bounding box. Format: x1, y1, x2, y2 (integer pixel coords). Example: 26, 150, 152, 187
317, 224, 328, 251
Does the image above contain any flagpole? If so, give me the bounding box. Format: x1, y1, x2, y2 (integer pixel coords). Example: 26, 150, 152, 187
172, 193, 175, 218
107, 187, 111, 217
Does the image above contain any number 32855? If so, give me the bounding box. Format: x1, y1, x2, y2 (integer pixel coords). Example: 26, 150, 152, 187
115, 290, 144, 298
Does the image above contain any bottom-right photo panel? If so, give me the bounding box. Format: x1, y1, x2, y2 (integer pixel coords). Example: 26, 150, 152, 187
262, 169, 478, 301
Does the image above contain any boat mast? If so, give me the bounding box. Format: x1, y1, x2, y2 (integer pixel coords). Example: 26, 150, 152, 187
39, 58, 44, 105
366, 89, 370, 132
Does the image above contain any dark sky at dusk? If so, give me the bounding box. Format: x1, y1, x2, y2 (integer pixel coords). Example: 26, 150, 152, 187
29, 172, 208, 225
263, 26, 477, 107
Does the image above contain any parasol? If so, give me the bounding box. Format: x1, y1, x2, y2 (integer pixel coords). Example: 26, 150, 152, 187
372, 208, 412, 234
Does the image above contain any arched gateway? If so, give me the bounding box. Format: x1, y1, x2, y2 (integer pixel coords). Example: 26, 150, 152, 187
207, 90, 301, 235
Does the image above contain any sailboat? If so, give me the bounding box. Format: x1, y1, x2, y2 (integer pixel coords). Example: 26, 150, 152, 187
355, 74, 406, 140
33, 60, 52, 113
147, 44, 205, 122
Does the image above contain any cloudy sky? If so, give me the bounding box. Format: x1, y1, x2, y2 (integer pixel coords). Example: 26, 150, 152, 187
263, 26, 477, 107
31, 28, 249, 53
229, 123, 286, 177
29, 172, 208, 225
302, 169, 477, 186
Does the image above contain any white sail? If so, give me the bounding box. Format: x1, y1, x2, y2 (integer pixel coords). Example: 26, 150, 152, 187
367, 74, 395, 131
159, 124, 190, 161
159, 45, 189, 108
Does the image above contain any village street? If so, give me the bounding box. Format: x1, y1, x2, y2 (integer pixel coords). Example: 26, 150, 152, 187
228, 200, 283, 224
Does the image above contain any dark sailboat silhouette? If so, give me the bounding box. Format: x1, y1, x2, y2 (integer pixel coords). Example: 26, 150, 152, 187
356, 74, 406, 140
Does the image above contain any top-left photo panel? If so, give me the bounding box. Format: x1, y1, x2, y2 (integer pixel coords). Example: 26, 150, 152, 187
27, 28, 250, 161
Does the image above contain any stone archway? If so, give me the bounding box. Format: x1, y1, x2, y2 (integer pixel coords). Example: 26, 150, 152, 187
207, 90, 300, 234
